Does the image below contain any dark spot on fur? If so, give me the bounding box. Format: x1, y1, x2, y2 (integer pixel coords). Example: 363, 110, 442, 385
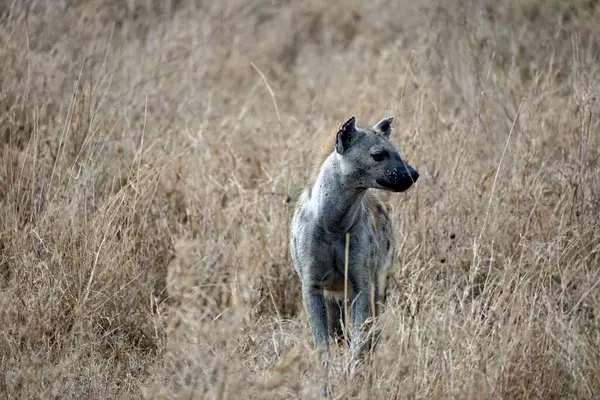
449, 233, 456, 240
440, 258, 446, 264
386, 240, 390, 250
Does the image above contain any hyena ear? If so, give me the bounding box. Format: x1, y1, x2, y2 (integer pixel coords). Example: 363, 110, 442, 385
335, 116, 357, 154
373, 117, 393, 137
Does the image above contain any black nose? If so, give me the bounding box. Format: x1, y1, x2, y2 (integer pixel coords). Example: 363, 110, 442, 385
404, 164, 419, 182
410, 169, 419, 182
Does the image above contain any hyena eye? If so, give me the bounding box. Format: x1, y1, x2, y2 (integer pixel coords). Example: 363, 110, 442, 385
371, 151, 388, 162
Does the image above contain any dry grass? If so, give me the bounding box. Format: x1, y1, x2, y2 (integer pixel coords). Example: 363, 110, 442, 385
0, 0, 599, 398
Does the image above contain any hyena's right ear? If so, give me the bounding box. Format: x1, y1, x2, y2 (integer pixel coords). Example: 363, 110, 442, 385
335, 116, 357, 155
373, 117, 393, 137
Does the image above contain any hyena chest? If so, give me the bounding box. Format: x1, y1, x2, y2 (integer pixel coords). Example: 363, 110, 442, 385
310, 228, 374, 293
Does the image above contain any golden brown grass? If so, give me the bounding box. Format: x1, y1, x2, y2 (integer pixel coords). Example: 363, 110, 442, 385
1, 0, 599, 398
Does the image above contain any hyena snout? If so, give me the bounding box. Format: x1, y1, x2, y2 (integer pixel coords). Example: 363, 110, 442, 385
376, 162, 419, 192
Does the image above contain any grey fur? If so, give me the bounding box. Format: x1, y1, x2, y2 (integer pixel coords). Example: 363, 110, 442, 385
290, 116, 419, 375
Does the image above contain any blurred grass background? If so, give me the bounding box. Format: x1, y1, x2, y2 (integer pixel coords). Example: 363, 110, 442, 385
0, 0, 599, 398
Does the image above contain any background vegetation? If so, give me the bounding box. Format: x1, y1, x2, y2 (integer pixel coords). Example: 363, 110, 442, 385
1, 0, 599, 398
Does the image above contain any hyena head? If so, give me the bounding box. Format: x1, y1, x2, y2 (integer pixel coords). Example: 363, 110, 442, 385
334, 116, 419, 192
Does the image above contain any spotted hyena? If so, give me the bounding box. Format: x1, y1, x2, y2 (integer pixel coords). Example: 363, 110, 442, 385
290, 116, 419, 376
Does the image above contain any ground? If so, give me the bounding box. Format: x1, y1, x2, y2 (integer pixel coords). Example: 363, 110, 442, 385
0, 0, 599, 399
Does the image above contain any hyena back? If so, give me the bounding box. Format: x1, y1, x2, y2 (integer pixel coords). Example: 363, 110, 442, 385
290, 116, 419, 370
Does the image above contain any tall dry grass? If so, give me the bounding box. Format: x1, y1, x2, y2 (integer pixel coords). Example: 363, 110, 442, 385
0, 0, 599, 398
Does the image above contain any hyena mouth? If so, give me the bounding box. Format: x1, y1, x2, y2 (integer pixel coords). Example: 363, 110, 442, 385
376, 178, 415, 192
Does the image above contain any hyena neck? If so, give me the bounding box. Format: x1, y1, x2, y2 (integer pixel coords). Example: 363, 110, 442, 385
311, 154, 366, 234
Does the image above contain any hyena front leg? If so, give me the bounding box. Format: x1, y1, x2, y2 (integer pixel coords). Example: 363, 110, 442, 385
302, 283, 332, 396
348, 288, 373, 374
302, 284, 329, 355
326, 298, 346, 344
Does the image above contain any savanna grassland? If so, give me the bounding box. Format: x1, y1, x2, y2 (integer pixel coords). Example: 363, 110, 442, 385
1, 1, 599, 399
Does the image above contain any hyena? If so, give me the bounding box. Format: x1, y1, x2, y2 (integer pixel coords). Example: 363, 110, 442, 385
290, 116, 419, 374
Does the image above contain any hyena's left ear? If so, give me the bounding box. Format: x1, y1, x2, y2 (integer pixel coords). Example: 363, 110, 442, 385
373, 117, 393, 137
335, 116, 357, 155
